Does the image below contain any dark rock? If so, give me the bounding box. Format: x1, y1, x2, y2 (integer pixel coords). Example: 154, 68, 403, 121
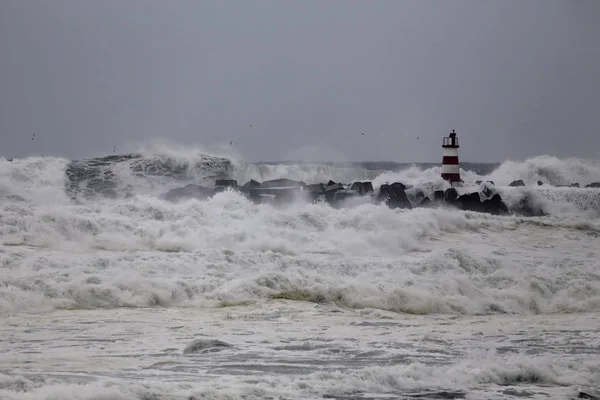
416, 197, 433, 208
537, 180, 544, 186
163, 184, 214, 202
241, 188, 262, 204
215, 179, 237, 188
274, 187, 302, 204
475, 180, 482, 185
579, 391, 599, 399
433, 190, 444, 202
304, 183, 326, 202
243, 179, 261, 188
457, 192, 485, 213
378, 182, 412, 209
305, 183, 325, 193
512, 193, 546, 217
332, 189, 358, 205
101, 188, 118, 199
570, 182, 580, 188
350, 181, 374, 196
183, 339, 232, 355
482, 194, 509, 215
585, 182, 600, 188
327, 180, 336, 186
481, 185, 494, 199
444, 188, 459, 205
261, 178, 305, 188
410, 189, 426, 205
509, 180, 525, 187
324, 182, 344, 203
7, 194, 25, 202
389, 182, 406, 191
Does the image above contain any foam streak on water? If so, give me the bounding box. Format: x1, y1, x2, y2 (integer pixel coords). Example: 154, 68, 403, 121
1, 148, 599, 399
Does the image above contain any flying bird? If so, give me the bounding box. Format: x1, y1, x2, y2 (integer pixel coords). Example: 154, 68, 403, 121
31, 134, 35, 140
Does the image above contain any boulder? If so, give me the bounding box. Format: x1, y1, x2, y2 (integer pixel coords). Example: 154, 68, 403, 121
350, 181, 374, 196
324, 182, 344, 203
243, 179, 261, 188
163, 184, 215, 202
433, 190, 444, 203
570, 182, 580, 188
242, 188, 262, 204
303, 183, 326, 202
378, 182, 412, 209
585, 182, 600, 188
410, 188, 426, 205
537, 180, 544, 186
416, 197, 434, 208
457, 192, 485, 213
476, 180, 495, 186
261, 178, 305, 188
481, 184, 494, 199
444, 188, 459, 207
512, 194, 546, 217
7, 194, 26, 202
482, 194, 509, 215
274, 187, 302, 204
214, 180, 238, 193
509, 180, 525, 187
100, 188, 118, 199
332, 189, 358, 206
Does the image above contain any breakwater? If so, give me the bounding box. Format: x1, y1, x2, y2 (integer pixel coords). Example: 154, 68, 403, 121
163, 178, 518, 216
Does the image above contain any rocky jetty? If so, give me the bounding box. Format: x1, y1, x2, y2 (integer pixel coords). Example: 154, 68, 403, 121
162, 178, 515, 216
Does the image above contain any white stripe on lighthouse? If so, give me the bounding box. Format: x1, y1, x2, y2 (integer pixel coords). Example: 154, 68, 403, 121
442, 164, 460, 174
442, 148, 459, 158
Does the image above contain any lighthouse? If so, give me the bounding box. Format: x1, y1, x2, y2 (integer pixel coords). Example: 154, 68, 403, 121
441, 129, 461, 183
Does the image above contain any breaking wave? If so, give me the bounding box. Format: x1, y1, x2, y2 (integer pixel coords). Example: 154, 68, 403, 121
1, 145, 599, 315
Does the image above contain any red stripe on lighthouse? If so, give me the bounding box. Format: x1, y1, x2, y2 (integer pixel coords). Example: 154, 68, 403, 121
441, 173, 461, 181
442, 156, 459, 165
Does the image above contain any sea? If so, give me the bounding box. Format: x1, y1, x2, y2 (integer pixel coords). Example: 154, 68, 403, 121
1, 145, 599, 400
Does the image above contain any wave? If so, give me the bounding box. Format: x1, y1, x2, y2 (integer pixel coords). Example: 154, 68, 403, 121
1, 191, 599, 315
0, 351, 598, 399
1, 146, 599, 216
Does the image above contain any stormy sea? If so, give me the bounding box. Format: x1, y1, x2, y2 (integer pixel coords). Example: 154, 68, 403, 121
1, 144, 599, 400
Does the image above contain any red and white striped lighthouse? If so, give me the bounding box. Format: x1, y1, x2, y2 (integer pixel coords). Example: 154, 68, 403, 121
441, 129, 461, 183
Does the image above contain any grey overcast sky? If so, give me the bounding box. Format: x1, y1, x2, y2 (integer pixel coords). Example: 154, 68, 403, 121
1, 0, 599, 163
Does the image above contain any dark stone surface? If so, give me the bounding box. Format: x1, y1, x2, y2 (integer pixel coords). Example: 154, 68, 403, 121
163, 184, 215, 202
378, 183, 412, 209
512, 193, 547, 217
586, 182, 600, 188
482, 194, 509, 215
350, 181, 374, 196
243, 179, 261, 188
261, 178, 305, 188
509, 179, 525, 187
457, 192, 485, 213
